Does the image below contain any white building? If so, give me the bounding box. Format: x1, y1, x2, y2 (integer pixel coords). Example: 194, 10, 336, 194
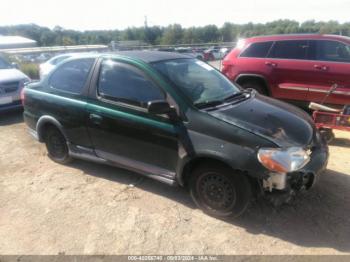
0, 36, 37, 49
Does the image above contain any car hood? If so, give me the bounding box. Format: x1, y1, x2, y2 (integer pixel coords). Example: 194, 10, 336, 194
209, 93, 315, 147
0, 69, 29, 82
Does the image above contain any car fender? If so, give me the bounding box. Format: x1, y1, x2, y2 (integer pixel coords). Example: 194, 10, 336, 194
36, 115, 67, 142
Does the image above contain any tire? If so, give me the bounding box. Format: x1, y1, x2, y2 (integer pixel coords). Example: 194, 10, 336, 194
44, 126, 72, 164
240, 79, 267, 95
189, 164, 252, 218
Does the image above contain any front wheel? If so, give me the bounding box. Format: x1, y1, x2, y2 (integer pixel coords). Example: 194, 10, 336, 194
44, 127, 72, 164
189, 164, 252, 218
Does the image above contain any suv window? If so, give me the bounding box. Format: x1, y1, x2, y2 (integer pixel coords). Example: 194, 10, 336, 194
268, 40, 309, 60
240, 41, 273, 58
98, 60, 165, 107
49, 58, 94, 94
315, 40, 350, 62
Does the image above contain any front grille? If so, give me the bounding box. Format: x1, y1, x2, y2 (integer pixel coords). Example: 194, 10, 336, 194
0, 81, 19, 94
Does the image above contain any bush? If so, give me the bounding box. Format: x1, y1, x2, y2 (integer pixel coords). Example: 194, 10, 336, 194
20, 63, 39, 80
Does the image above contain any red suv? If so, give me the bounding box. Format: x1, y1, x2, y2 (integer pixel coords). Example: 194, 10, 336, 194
222, 34, 350, 108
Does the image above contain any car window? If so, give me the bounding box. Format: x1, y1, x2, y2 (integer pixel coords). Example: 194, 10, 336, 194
51, 55, 70, 65
152, 58, 240, 104
0, 57, 12, 69
49, 58, 94, 94
240, 41, 273, 58
268, 40, 309, 60
315, 40, 350, 62
97, 60, 165, 108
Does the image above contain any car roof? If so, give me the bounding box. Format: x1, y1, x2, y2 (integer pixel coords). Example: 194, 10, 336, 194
109, 51, 192, 63
244, 34, 350, 43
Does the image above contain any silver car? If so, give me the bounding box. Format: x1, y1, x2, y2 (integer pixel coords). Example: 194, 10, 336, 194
0, 56, 30, 111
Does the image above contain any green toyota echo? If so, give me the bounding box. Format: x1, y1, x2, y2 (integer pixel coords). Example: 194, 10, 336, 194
23, 51, 328, 217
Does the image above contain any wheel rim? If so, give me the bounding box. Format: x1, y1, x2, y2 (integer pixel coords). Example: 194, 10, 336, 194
47, 131, 67, 159
197, 172, 236, 212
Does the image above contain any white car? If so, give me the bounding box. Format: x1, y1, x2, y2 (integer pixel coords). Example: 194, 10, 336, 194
39, 54, 75, 79
0, 56, 30, 111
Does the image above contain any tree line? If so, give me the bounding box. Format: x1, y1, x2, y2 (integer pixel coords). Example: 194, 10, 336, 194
0, 20, 349, 47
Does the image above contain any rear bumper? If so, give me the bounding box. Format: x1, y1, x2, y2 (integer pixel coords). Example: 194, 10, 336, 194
0, 100, 22, 112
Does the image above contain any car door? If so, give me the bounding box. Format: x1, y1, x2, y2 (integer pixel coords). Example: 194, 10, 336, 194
307, 40, 350, 106
86, 58, 179, 177
265, 40, 317, 102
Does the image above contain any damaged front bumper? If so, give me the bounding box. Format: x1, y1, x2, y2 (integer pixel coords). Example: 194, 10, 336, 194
262, 138, 329, 205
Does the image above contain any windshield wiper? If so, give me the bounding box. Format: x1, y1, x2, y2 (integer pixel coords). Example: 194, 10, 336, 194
194, 100, 224, 109
222, 91, 248, 102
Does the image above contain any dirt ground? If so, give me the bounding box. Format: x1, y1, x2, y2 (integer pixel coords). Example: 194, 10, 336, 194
0, 109, 350, 255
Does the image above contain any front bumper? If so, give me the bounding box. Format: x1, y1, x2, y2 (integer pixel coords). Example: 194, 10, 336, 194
263, 134, 329, 193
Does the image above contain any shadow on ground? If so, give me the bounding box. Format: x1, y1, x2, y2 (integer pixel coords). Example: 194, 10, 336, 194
330, 137, 350, 148
69, 160, 350, 252
0, 109, 23, 126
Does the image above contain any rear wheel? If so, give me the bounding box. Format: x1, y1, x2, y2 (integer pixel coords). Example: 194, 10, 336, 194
44, 127, 72, 164
189, 164, 252, 218
239, 79, 267, 95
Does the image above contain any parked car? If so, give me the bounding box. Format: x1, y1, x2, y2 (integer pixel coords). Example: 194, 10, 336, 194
203, 47, 222, 61
222, 34, 350, 108
0, 56, 30, 111
39, 53, 76, 79
175, 47, 204, 60
23, 51, 328, 218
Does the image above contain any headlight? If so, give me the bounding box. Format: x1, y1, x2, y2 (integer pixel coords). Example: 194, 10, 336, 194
257, 147, 310, 173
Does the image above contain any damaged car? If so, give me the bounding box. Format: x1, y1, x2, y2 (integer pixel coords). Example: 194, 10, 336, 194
22, 51, 329, 218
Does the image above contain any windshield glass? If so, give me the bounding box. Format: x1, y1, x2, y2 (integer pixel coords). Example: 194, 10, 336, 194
0, 57, 12, 69
152, 58, 240, 105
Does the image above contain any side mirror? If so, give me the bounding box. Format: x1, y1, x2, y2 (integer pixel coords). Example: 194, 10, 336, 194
147, 100, 177, 116
11, 62, 19, 69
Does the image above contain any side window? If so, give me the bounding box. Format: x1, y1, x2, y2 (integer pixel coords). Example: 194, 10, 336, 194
240, 41, 273, 58
268, 40, 309, 60
316, 40, 350, 62
98, 60, 165, 108
49, 58, 94, 94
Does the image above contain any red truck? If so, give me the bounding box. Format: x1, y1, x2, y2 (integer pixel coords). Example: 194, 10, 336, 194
222, 34, 350, 108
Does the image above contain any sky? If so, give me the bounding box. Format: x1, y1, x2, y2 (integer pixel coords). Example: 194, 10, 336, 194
1, 0, 350, 31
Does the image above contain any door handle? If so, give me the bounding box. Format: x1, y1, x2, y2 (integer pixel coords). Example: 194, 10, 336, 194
265, 61, 277, 67
314, 64, 328, 71
89, 113, 103, 125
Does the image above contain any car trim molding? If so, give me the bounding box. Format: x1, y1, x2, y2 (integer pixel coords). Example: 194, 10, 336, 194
278, 86, 308, 91
95, 149, 177, 185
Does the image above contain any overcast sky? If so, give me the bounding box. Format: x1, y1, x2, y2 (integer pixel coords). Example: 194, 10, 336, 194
2, 0, 349, 31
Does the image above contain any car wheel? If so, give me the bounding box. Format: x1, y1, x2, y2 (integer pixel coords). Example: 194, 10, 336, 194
44, 126, 72, 164
240, 79, 267, 95
189, 164, 252, 218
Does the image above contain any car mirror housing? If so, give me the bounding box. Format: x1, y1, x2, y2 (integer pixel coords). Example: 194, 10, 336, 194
147, 100, 177, 116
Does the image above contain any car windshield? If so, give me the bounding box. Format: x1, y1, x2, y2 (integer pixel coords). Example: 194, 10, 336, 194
0, 57, 12, 69
152, 58, 240, 106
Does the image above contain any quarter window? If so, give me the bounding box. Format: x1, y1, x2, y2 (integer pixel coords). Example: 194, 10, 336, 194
315, 40, 350, 62
268, 40, 309, 60
98, 60, 165, 107
240, 41, 273, 58
49, 58, 94, 94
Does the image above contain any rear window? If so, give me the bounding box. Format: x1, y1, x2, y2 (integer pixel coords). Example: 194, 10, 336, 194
240, 42, 273, 58
49, 58, 94, 94
268, 40, 309, 60
314, 40, 350, 62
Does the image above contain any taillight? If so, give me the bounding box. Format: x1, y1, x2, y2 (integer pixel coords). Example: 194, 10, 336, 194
20, 88, 26, 106
221, 60, 234, 75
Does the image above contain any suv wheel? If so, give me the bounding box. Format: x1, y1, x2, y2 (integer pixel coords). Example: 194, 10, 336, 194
189, 164, 252, 218
239, 79, 267, 95
44, 127, 72, 164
